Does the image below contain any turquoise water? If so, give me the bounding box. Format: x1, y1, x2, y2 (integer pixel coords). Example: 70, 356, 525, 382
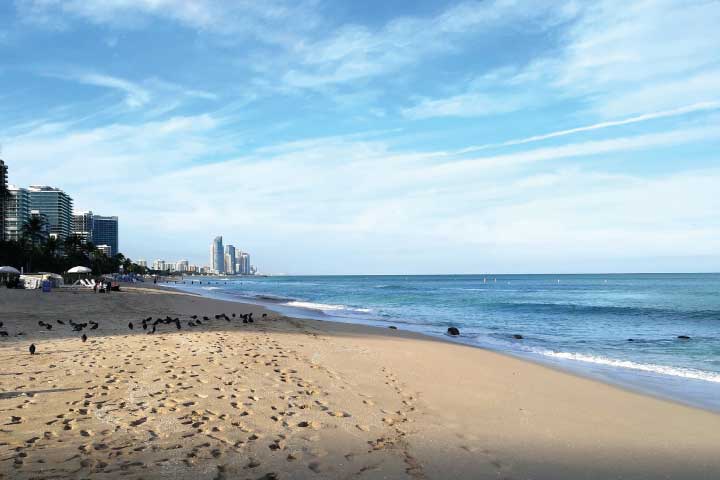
167, 274, 720, 410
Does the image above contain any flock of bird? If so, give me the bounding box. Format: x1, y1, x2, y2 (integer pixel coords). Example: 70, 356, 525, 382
2, 310, 269, 356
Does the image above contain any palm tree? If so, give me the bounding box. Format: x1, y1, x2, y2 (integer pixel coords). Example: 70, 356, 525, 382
63, 234, 85, 255
21, 216, 46, 248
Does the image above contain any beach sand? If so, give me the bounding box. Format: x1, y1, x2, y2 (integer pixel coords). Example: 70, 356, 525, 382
1, 285, 719, 479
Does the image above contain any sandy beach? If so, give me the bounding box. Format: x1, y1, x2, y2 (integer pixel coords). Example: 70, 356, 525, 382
0, 285, 719, 479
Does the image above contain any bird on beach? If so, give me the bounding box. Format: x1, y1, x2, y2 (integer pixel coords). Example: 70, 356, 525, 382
203, 316, 209, 321
145, 317, 152, 322
38, 321, 46, 327
81, 334, 87, 342
128, 322, 134, 330
232, 313, 236, 318
195, 319, 202, 325
45, 324, 52, 330
149, 325, 157, 334
90, 322, 99, 330
262, 313, 267, 318
29, 344, 36, 354
0, 331, 8, 337
191, 315, 198, 320
175, 319, 181, 330
56, 320, 65, 325
0, 322, 3, 328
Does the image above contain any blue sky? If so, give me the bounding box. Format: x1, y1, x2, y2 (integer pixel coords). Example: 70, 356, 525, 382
1, 0, 719, 274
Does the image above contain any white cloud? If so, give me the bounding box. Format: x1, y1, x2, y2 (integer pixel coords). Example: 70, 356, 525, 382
529, 0, 720, 116
15, 0, 320, 46
402, 91, 533, 119
75, 73, 151, 108
403, 0, 720, 119
283, 0, 577, 88
451, 101, 720, 154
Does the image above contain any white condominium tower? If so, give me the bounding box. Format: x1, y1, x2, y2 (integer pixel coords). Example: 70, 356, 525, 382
210, 235, 224, 274
224, 245, 237, 275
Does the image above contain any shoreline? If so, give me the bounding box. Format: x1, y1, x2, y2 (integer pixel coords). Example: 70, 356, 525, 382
1, 285, 720, 479
160, 279, 720, 414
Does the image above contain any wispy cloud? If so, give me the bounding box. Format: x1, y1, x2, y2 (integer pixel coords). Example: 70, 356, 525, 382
451, 101, 720, 154
75, 73, 151, 108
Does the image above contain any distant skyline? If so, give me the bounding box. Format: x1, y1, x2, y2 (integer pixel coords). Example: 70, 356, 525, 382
1, 1, 719, 274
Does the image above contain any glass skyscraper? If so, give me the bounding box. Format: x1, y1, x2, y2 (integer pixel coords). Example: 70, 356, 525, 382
210, 236, 224, 274
0, 160, 7, 241
93, 215, 119, 256
224, 244, 237, 275
28, 186, 73, 240
4, 185, 30, 242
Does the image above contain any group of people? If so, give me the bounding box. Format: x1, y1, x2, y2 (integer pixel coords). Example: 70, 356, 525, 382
92, 279, 115, 293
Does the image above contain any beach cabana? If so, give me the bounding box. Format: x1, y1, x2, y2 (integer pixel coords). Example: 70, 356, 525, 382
0, 266, 21, 287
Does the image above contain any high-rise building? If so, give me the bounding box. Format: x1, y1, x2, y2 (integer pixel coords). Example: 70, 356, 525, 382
4, 185, 30, 242
97, 244, 112, 256
73, 211, 94, 243
136, 259, 147, 268
93, 215, 118, 256
224, 245, 237, 275
176, 260, 189, 272
238, 252, 250, 275
0, 160, 7, 241
210, 236, 224, 274
153, 259, 166, 271
28, 186, 73, 240
73, 211, 119, 255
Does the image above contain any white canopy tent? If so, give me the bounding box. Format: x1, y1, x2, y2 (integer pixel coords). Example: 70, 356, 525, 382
68, 266, 92, 274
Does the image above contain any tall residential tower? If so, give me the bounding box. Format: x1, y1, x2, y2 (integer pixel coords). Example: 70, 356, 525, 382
210, 236, 224, 274
0, 160, 7, 241
224, 245, 237, 275
4, 185, 30, 242
28, 185, 73, 240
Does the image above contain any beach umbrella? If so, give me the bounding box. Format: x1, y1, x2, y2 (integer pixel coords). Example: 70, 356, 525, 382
0, 266, 21, 274
67, 266, 92, 274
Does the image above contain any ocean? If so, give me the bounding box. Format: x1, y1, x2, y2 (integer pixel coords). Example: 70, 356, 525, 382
166, 273, 720, 411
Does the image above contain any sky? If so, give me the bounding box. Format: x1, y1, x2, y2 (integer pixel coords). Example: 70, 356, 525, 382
1, 0, 719, 274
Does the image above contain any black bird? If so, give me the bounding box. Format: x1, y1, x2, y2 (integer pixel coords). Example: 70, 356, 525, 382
29, 344, 36, 355
148, 325, 156, 334
188, 321, 196, 327
0, 321, 3, 328
142, 321, 148, 330
175, 319, 181, 330
45, 324, 52, 330
81, 334, 87, 342
248, 313, 254, 323
145, 317, 152, 322
38, 321, 46, 327
203, 316, 209, 321
232, 313, 236, 318
215, 314, 220, 320
0, 331, 8, 337
262, 313, 267, 318
90, 322, 99, 330
56, 320, 65, 325
195, 319, 202, 325
128, 322, 134, 330
191, 315, 198, 320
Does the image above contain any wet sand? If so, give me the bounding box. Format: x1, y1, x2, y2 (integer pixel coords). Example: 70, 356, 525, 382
0, 285, 719, 479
